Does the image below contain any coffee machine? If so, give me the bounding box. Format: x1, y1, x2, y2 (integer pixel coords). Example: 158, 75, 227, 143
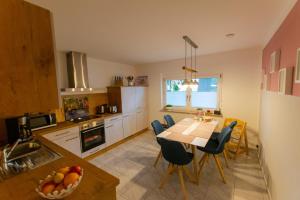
5, 113, 32, 144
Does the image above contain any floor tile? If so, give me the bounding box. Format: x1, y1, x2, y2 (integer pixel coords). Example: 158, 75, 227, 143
89, 130, 268, 200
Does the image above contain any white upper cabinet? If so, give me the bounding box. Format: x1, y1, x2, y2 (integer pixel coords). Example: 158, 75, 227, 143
135, 87, 147, 110
121, 87, 136, 114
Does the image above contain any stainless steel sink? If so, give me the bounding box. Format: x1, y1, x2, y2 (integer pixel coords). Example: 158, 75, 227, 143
0, 140, 62, 182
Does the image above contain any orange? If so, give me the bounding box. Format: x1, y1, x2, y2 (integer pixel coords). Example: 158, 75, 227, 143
42, 182, 56, 195
57, 166, 70, 175
63, 172, 79, 187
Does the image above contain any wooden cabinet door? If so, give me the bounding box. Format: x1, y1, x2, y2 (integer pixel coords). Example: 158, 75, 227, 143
0, 1, 59, 142
25, 3, 59, 111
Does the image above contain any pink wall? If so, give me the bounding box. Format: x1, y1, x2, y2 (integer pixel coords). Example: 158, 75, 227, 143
262, 0, 300, 96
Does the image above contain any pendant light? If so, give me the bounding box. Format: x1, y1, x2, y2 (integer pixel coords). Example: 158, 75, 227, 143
182, 36, 199, 91
182, 40, 190, 90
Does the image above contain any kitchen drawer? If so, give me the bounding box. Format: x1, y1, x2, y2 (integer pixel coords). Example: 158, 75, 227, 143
104, 115, 122, 125
43, 126, 79, 141
43, 126, 81, 157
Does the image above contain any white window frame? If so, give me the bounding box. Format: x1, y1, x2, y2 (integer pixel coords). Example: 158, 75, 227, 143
270, 50, 280, 73
295, 48, 300, 83
162, 74, 222, 111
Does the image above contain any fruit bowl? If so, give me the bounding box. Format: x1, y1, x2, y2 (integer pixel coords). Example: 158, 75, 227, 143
35, 167, 83, 199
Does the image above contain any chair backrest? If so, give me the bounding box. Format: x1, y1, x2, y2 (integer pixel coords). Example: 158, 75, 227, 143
164, 115, 175, 128
229, 121, 237, 129
151, 120, 165, 136
223, 118, 246, 140
216, 126, 232, 153
225, 121, 237, 142
159, 138, 191, 165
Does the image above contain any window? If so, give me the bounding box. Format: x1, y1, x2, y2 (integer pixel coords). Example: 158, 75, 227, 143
166, 79, 186, 106
191, 77, 219, 109
164, 76, 220, 109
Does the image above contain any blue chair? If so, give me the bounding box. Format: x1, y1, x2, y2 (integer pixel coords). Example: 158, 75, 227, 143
164, 115, 175, 128
197, 126, 233, 183
159, 138, 194, 199
151, 120, 165, 167
210, 121, 237, 167
211, 121, 237, 140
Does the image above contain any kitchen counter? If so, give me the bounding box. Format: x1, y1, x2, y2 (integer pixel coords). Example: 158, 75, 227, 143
33, 113, 123, 135
0, 115, 121, 199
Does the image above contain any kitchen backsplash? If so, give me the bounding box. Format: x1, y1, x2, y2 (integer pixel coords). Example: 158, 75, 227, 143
59, 93, 108, 121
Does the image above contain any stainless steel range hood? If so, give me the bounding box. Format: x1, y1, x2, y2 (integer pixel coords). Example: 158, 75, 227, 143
67, 51, 89, 89
60, 51, 106, 95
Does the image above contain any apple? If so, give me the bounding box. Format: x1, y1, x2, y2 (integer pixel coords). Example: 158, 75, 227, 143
70, 165, 81, 175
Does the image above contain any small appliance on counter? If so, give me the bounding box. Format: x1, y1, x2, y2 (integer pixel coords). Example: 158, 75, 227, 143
5, 112, 57, 144
96, 104, 107, 114
126, 76, 134, 86
107, 105, 118, 113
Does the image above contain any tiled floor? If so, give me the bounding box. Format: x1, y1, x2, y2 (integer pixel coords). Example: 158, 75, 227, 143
89, 130, 269, 200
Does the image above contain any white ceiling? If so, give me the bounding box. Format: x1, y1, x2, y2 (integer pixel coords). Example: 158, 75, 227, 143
27, 0, 297, 65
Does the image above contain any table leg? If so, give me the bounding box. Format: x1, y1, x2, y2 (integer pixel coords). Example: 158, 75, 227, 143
191, 145, 198, 184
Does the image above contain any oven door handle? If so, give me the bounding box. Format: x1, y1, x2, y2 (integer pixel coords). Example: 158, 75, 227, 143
81, 126, 104, 133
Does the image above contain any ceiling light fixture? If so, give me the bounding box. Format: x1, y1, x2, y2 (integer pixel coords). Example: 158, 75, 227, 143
225, 33, 235, 38
182, 36, 199, 91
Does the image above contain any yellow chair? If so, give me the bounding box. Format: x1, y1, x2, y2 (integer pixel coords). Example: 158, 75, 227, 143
223, 118, 248, 159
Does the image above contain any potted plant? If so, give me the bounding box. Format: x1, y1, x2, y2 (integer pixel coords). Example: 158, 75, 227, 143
165, 104, 173, 111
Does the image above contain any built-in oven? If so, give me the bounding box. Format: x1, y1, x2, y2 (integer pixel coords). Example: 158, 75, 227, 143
80, 120, 106, 157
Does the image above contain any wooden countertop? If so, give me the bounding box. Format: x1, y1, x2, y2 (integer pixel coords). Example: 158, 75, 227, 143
0, 115, 121, 200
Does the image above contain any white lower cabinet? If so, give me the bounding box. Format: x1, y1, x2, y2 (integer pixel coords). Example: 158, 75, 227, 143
43, 126, 82, 157
105, 115, 124, 146
123, 113, 136, 138
136, 109, 148, 132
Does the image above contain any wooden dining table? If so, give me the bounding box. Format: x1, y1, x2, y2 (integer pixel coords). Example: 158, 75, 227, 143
157, 117, 219, 182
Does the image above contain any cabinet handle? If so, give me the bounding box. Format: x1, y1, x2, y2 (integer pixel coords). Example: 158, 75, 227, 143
65, 136, 79, 142
55, 131, 70, 137
106, 125, 113, 128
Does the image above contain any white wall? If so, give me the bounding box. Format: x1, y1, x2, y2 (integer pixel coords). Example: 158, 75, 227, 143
259, 91, 300, 200
55, 51, 136, 89
136, 47, 262, 133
